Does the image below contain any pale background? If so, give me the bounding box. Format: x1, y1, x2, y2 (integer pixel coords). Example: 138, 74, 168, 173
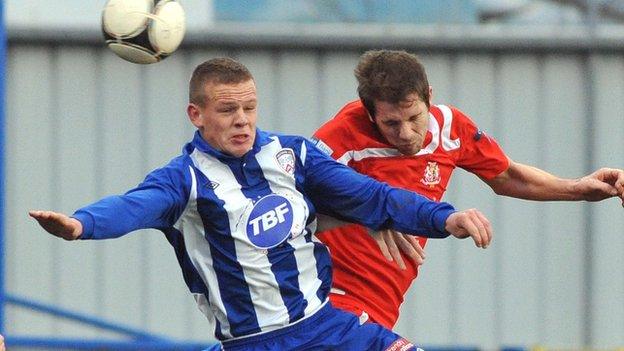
3, 0, 624, 349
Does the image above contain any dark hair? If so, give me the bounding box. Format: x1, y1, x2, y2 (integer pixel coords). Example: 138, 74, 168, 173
189, 57, 254, 106
355, 50, 430, 118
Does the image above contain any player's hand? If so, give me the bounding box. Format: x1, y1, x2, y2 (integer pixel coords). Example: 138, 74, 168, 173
29, 210, 83, 241
0, 333, 5, 351
575, 168, 624, 205
444, 209, 492, 249
368, 229, 425, 270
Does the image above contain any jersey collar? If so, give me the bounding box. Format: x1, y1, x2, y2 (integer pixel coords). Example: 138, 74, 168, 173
187, 129, 272, 160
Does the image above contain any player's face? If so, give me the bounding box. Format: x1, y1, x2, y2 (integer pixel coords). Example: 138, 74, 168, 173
373, 93, 429, 155
188, 79, 258, 158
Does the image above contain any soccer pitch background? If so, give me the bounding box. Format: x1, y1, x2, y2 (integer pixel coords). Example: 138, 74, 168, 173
2, 1, 624, 349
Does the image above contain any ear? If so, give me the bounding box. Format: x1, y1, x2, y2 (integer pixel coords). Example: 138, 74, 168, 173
428, 86, 433, 106
360, 98, 375, 123
366, 108, 375, 123
187, 103, 203, 128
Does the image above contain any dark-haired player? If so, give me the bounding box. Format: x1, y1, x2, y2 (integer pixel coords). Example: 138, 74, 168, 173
313, 49, 624, 329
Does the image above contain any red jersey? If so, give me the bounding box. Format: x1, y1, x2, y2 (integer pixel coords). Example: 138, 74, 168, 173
313, 100, 509, 329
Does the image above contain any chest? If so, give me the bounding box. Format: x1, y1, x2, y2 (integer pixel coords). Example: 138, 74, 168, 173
351, 154, 456, 201
192, 147, 310, 249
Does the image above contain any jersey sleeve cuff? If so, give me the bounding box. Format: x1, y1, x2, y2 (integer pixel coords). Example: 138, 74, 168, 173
431, 204, 455, 238
72, 211, 95, 240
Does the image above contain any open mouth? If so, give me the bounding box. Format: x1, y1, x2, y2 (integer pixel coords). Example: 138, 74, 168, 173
231, 134, 250, 144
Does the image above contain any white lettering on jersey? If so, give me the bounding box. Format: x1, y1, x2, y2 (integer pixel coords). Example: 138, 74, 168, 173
249, 203, 290, 235
314, 139, 333, 156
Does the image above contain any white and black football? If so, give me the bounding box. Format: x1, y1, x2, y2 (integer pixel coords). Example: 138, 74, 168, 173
101, 0, 186, 64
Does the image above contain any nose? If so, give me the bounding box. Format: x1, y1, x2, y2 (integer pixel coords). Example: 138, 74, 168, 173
234, 108, 249, 127
398, 124, 412, 140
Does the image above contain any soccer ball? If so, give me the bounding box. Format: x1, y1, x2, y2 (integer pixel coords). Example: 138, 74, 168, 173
101, 0, 186, 64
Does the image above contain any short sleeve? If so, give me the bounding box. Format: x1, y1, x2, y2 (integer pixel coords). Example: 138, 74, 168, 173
452, 107, 509, 179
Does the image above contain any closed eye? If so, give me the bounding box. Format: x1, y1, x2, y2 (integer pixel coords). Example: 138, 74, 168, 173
218, 107, 237, 113
410, 112, 425, 122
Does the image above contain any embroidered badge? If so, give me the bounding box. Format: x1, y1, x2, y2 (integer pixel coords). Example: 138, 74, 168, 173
207, 180, 220, 190
275, 148, 295, 176
421, 161, 441, 187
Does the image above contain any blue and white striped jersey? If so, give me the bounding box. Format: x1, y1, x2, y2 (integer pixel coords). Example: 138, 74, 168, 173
73, 129, 455, 341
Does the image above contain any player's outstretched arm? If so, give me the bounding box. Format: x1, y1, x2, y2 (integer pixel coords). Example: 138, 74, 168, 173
485, 161, 624, 206
29, 210, 83, 241
575, 167, 624, 204
444, 209, 492, 249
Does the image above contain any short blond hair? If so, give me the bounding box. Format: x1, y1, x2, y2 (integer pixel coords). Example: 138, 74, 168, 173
189, 57, 254, 106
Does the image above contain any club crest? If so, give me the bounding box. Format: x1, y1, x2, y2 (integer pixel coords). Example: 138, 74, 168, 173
421, 161, 441, 187
275, 148, 295, 176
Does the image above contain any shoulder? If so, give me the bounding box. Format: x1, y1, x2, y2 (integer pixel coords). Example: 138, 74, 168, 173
429, 104, 479, 139
430, 104, 472, 124
144, 153, 195, 189
314, 100, 383, 158
167, 153, 195, 168
254, 131, 314, 164
261, 130, 306, 148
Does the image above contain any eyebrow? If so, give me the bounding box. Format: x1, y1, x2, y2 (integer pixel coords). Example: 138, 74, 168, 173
383, 119, 400, 124
216, 97, 257, 104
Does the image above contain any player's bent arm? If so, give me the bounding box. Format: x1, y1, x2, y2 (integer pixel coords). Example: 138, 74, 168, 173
312, 191, 492, 249
302, 139, 493, 247
484, 160, 624, 203
309, 173, 491, 248
302, 139, 454, 238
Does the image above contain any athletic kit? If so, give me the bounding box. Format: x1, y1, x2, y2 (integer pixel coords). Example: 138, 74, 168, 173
313, 100, 509, 329
73, 129, 456, 350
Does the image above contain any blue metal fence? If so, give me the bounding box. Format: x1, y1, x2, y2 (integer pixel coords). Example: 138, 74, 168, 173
3, 294, 214, 350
